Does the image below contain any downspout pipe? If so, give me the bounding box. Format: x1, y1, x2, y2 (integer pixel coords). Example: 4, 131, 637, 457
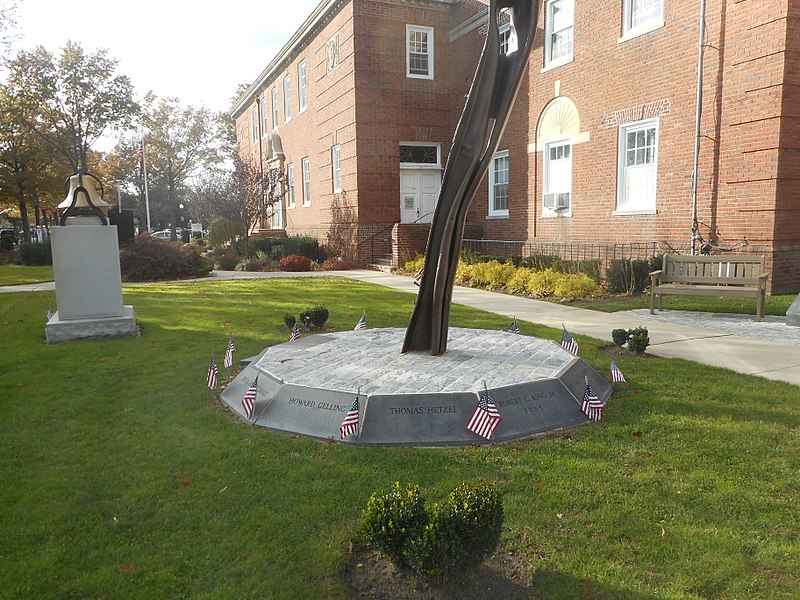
691, 0, 708, 255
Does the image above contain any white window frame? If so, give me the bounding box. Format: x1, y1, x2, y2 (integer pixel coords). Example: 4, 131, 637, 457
283, 74, 292, 122
331, 145, 342, 193
251, 106, 258, 143
261, 98, 268, 137
271, 87, 278, 129
616, 118, 659, 213
287, 163, 296, 209
298, 60, 308, 113
406, 25, 434, 80
488, 149, 510, 218
301, 157, 311, 206
543, 139, 573, 215
544, 0, 574, 69
621, 0, 664, 41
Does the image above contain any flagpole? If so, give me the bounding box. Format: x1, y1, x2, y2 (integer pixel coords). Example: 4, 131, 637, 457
141, 131, 152, 232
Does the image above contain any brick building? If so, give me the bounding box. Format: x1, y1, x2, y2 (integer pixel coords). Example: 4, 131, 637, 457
232, 0, 800, 293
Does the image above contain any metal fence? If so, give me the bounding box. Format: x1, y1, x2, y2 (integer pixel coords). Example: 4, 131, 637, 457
462, 239, 664, 266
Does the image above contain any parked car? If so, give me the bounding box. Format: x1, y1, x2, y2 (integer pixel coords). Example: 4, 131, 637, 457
0, 228, 18, 249
151, 229, 182, 240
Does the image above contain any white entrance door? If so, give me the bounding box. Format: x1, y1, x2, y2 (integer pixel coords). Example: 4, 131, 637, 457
400, 169, 440, 223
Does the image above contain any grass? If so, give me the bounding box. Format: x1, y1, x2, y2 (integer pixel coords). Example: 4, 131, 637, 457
568, 292, 796, 316
0, 264, 54, 286
1, 277, 799, 599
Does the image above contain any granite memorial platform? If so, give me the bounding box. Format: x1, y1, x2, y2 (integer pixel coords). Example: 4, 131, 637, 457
219, 328, 612, 446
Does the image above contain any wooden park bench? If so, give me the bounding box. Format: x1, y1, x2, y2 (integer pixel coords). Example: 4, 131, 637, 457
649, 255, 769, 321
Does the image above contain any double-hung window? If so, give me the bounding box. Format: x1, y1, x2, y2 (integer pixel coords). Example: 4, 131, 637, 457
331, 145, 342, 193
617, 118, 658, 212
283, 74, 292, 122
545, 0, 574, 67
406, 25, 434, 79
489, 150, 510, 218
298, 60, 307, 113
261, 98, 268, 137
301, 158, 311, 206
287, 163, 296, 209
251, 106, 258, 143
271, 87, 278, 129
543, 140, 572, 213
622, 0, 664, 37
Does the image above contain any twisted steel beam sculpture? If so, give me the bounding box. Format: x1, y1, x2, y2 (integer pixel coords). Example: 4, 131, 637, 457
403, 0, 540, 355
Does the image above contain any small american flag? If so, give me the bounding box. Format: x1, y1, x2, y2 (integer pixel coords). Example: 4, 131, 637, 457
242, 375, 258, 419
340, 397, 360, 438
581, 383, 604, 422
223, 336, 236, 368
289, 323, 300, 341
354, 311, 367, 331
561, 326, 579, 355
206, 357, 218, 390
466, 389, 502, 440
507, 318, 520, 334
610, 359, 626, 383
47, 305, 55, 320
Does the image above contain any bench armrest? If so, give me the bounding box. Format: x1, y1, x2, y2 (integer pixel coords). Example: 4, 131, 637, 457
650, 269, 663, 284
758, 272, 770, 281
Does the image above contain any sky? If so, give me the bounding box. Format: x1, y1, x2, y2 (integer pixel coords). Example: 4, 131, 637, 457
7, 0, 322, 114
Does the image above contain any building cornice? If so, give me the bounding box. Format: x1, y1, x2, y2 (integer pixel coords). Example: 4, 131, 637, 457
230, 0, 347, 117
231, 0, 457, 117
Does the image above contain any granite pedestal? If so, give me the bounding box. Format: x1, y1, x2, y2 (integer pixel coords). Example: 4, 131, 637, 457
45, 225, 137, 343
219, 328, 612, 447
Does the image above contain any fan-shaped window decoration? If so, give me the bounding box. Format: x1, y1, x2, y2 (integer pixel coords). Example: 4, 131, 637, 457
536, 96, 580, 141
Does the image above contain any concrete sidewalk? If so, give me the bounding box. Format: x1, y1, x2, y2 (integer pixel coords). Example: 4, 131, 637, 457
3, 269, 799, 387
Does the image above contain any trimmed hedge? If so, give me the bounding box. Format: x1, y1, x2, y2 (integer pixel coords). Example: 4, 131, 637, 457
362, 481, 504, 577
119, 235, 213, 281
18, 241, 52, 266
250, 235, 325, 262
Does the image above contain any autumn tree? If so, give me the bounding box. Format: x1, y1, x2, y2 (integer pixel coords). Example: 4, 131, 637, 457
140, 93, 221, 239
4, 41, 139, 172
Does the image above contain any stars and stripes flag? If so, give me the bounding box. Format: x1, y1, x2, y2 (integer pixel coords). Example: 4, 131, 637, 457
610, 359, 626, 383
466, 389, 502, 440
206, 357, 218, 390
354, 311, 367, 331
137, 142, 145, 177
581, 383, 604, 422
47, 305, 55, 320
561, 325, 579, 355
289, 323, 300, 341
507, 317, 520, 334
339, 397, 360, 438
224, 336, 236, 368
242, 375, 258, 419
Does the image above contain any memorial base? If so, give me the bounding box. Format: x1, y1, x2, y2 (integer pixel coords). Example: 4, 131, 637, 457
45, 305, 138, 344
220, 328, 613, 447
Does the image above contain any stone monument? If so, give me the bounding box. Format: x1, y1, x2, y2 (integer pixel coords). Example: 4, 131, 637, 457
787, 293, 800, 327
220, 1, 613, 446
46, 171, 137, 343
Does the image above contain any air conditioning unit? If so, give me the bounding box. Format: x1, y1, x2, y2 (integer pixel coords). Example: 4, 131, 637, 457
543, 192, 570, 210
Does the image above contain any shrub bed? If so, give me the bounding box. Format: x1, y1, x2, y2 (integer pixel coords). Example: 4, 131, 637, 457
119, 236, 213, 281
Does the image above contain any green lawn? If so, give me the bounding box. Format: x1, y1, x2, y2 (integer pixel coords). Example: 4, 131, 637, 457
1, 278, 799, 599
568, 292, 796, 316
0, 264, 54, 286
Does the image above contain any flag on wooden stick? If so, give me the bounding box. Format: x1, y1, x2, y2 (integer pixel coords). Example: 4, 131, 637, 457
610, 359, 626, 383
206, 357, 218, 390
242, 375, 258, 419
466, 388, 502, 440
289, 323, 300, 341
224, 336, 236, 368
47, 305, 55, 320
340, 397, 360, 438
561, 325, 579, 355
354, 311, 367, 331
581, 382, 604, 422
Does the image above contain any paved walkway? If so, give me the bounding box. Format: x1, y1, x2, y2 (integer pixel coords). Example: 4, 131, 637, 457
3, 269, 800, 387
